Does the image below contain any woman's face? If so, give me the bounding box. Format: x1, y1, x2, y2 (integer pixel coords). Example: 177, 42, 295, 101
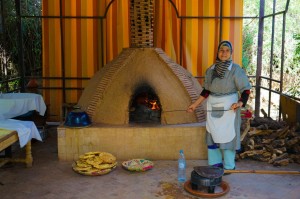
218, 46, 231, 61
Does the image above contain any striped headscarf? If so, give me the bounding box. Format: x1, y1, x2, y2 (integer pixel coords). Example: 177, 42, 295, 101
212, 41, 233, 81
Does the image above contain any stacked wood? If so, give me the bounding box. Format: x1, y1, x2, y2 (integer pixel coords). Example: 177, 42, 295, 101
237, 117, 300, 166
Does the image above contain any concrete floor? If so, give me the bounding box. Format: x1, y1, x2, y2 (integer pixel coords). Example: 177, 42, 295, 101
0, 126, 300, 199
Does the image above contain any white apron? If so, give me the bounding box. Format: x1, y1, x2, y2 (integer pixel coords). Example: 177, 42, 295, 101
206, 93, 238, 143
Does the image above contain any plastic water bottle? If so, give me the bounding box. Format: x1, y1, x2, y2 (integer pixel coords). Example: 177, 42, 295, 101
178, 149, 186, 182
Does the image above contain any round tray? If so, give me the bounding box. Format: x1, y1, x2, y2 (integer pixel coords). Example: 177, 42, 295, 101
184, 180, 230, 198
122, 159, 154, 172
72, 162, 117, 176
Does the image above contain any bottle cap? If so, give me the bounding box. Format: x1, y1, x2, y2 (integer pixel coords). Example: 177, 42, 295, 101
180, 149, 183, 153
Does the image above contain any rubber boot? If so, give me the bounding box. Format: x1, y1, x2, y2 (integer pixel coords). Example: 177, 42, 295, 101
208, 148, 222, 167
223, 149, 236, 170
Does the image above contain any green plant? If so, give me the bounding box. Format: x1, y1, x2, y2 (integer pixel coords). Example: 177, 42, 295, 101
286, 33, 300, 97
242, 26, 256, 74
293, 33, 300, 62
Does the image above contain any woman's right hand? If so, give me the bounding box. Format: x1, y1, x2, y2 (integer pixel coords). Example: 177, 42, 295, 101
186, 96, 205, 113
186, 104, 196, 113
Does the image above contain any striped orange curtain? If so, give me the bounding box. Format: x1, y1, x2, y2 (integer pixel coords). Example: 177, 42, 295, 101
103, 0, 130, 63
42, 0, 62, 121
154, 0, 243, 77
42, 0, 242, 121
42, 0, 129, 121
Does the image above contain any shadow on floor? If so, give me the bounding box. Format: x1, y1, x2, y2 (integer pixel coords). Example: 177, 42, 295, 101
0, 126, 300, 199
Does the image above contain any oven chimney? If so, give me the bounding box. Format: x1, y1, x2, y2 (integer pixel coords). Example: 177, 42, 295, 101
130, 0, 154, 48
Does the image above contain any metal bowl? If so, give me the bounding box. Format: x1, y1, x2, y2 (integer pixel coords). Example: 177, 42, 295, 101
64, 106, 91, 128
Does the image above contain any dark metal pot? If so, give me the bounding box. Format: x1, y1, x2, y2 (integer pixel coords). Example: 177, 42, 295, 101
190, 166, 224, 193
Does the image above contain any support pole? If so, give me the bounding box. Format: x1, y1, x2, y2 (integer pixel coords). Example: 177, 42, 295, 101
15, 0, 25, 92
224, 169, 300, 175
255, 0, 265, 117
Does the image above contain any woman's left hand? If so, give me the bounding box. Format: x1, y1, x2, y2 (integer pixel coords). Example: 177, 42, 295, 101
231, 102, 243, 112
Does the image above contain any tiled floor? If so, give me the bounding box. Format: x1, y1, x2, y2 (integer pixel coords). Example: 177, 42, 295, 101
0, 126, 299, 199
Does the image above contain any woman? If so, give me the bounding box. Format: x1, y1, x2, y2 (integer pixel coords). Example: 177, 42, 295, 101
187, 40, 251, 171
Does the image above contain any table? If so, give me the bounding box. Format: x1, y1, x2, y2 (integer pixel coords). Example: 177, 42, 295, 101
0, 93, 45, 147
0, 93, 47, 120
0, 93, 45, 167
0, 128, 33, 167
0, 119, 42, 168
0, 119, 42, 148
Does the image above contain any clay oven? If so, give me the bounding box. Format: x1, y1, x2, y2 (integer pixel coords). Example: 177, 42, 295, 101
78, 47, 205, 125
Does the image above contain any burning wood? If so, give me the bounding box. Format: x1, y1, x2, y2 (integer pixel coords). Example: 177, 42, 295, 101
149, 100, 160, 110
237, 117, 300, 166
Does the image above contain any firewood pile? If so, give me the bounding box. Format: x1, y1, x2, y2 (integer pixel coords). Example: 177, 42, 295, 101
237, 117, 300, 166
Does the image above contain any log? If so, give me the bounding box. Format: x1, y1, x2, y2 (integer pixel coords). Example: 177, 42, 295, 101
269, 153, 289, 164
287, 128, 299, 137
291, 145, 300, 153
252, 155, 271, 162
273, 158, 290, 166
272, 139, 285, 148
248, 129, 273, 136
286, 137, 300, 147
256, 124, 269, 130
250, 117, 286, 130
262, 138, 272, 144
245, 138, 255, 150
239, 150, 265, 159
289, 154, 300, 163
261, 108, 268, 117
273, 147, 286, 154
270, 126, 290, 139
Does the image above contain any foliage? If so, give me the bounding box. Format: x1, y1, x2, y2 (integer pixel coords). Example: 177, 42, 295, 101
286, 33, 300, 97
0, 0, 42, 92
21, 0, 42, 76
242, 26, 256, 75
0, 1, 18, 73
243, 0, 300, 99
293, 33, 300, 61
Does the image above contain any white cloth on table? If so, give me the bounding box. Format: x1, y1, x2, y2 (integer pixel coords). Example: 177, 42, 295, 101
0, 119, 42, 148
0, 93, 46, 120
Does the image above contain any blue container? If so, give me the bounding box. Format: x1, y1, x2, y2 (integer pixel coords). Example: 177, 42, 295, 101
64, 106, 91, 128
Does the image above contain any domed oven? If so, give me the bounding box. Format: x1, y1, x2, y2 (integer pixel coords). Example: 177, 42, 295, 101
77, 48, 205, 125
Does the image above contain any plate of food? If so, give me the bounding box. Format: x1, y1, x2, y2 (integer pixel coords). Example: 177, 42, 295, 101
72, 151, 117, 176
122, 159, 154, 172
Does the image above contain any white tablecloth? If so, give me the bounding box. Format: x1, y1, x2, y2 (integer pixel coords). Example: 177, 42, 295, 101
0, 93, 47, 120
0, 119, 42, 147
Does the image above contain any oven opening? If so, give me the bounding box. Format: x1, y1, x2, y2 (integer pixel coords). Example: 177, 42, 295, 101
129, 84, 161, 124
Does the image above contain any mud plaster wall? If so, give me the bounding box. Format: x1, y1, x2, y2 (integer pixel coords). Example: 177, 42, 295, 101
78, 48, 205, 125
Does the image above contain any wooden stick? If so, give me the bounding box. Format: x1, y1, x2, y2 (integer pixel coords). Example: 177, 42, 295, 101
240, 118, 251, 142
224, 169, 300, 175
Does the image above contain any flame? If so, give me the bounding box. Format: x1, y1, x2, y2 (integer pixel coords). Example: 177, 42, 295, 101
149, 100, 160, 110
135, 94, 160, 111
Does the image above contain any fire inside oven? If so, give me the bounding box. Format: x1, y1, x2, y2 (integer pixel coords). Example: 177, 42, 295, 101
129, 84, 161, 124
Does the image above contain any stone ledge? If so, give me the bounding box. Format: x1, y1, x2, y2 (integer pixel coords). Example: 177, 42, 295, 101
58, 123, 207, 161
